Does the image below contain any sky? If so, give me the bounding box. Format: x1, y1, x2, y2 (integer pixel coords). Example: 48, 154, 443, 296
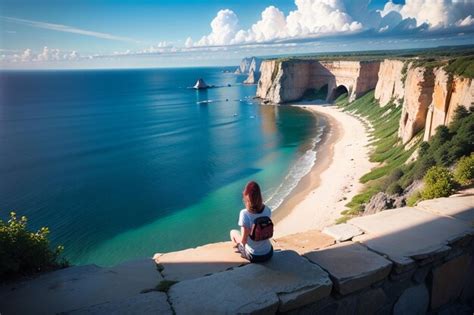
1, 0, 474, 69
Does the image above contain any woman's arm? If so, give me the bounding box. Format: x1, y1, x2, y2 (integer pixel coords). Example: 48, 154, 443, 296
240, 226, 250, 245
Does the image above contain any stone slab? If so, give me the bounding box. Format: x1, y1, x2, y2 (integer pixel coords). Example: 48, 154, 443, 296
154, 241, 248, 281
273, 230, 335, 255
416, 195, 474, 223
431, 254, 472, 309
168, 250, 332, 314
69, 292, 172, 314
304, 242, 392, 295
322, 224, 363, 242
0, 259, 161, 314
349, 207, 474, 270
393, 284, 429, 315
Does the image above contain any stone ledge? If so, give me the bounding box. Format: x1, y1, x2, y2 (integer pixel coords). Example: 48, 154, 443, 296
154, 241, 248, 281
273, 229, 335, 254
0, 259, 162, 314
350, 207, 474, 272
168, 250, 332, 314
416, 195, 474, 224
69, 291, 172, 315
304, 242, 392, 295
322, 223, 364, 242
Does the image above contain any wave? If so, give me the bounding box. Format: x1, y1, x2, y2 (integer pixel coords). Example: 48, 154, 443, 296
264, 124, 326, 211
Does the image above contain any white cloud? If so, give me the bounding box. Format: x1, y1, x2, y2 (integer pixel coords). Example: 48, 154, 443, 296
1, 16, 140, 43
197, 9, 240, 46
382, 0, 474, 28
6, 46, 81, 63
456, 15, 474, 27
190, 0, 474, 47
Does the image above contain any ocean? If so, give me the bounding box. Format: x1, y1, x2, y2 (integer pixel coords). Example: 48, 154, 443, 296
0, 67, 322, 266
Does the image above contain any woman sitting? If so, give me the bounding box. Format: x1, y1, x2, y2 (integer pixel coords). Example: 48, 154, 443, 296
230, 181, 273, 263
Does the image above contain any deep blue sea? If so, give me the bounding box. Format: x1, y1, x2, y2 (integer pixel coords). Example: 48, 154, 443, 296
0, 67, 321, 266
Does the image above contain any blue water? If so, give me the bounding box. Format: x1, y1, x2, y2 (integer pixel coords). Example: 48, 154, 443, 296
0, 67, 320, 266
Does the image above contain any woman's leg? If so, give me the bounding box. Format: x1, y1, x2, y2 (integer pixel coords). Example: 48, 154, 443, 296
230, 229, 241, 244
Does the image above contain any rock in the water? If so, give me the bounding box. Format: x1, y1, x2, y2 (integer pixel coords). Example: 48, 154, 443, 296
393, 284, 429, 315
244, 69, 260, 84
236, 56, 261, 74
193, 78, 209, 89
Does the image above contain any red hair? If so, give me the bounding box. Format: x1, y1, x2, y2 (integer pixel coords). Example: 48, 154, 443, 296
243, 181, 264, 213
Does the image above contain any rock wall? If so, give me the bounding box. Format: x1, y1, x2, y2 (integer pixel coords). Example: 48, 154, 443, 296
256, 59, 380, 103
374, 60, 405, 107
2, 195, 473, 314
398, 65, 435, 144
424, 70, 474, 141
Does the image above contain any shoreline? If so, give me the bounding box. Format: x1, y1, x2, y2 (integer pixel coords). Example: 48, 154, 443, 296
273, 103, 375, 237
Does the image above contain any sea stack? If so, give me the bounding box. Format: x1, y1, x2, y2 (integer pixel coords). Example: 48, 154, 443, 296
193, 78, 209, 89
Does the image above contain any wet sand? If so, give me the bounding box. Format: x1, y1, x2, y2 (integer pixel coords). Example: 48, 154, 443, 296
274, 104, 375, 237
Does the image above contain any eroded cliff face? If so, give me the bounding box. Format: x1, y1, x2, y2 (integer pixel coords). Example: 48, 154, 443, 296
255, 57, 472, 144
398, 65, 435, 144
257, 60, 314, 103
374, 60, 405, 107
424, 70, 474, 141
256, 59, 380, 103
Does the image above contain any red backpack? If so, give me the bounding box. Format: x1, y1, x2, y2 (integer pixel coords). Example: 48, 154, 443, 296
250, 216, 274, 241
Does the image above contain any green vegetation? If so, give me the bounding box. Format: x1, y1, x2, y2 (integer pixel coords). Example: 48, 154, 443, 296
454, 154, 474, 186
421, 166, 457, 199
336, 91, 414, 218
0, 212, 67, 280
302, 85, 328, 100
406, 190, 422, 206
335, 92, 474, 222
444, 56, 474, 78
398, 106, 474, 189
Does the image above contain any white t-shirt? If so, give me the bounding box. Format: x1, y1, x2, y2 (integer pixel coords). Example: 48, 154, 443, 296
238, 206, 272, 255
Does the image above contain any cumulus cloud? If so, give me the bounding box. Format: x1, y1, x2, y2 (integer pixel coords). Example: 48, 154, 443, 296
7, 46, 81, 63
197, 9, 240, 46
382, 0, 474, 28
456, 15, 474, 27
189, 0, 474, 47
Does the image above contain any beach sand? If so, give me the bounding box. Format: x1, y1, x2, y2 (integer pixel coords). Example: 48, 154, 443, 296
273, 104, 375, 237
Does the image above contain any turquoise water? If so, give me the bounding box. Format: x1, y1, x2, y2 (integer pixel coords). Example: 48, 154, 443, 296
0, 68, 321, 266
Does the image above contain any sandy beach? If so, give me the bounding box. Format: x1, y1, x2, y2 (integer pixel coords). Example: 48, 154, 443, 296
273, 104, 375, 237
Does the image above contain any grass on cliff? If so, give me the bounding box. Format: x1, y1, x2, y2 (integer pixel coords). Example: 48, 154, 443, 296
334, 91, 417, 220
336, 96, 474, 223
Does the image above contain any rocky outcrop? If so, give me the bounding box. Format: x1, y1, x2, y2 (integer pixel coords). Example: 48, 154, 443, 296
398, 65, 435, 144
243, 69, 259, 84
374, 59, 405, 107
235, 56, 261, 74
256, 59, 380, 103
2, 195, 473, 314
364, 192, 405, 215
193, 78, 209, 89
424, 69, 474, 141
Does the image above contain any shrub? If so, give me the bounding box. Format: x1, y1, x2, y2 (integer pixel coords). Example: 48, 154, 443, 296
421, 166, 457, 200
407, 190, 422, 206
454, 154, 474, 186
386, 182, 403, 195
0, 212, 66, 279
